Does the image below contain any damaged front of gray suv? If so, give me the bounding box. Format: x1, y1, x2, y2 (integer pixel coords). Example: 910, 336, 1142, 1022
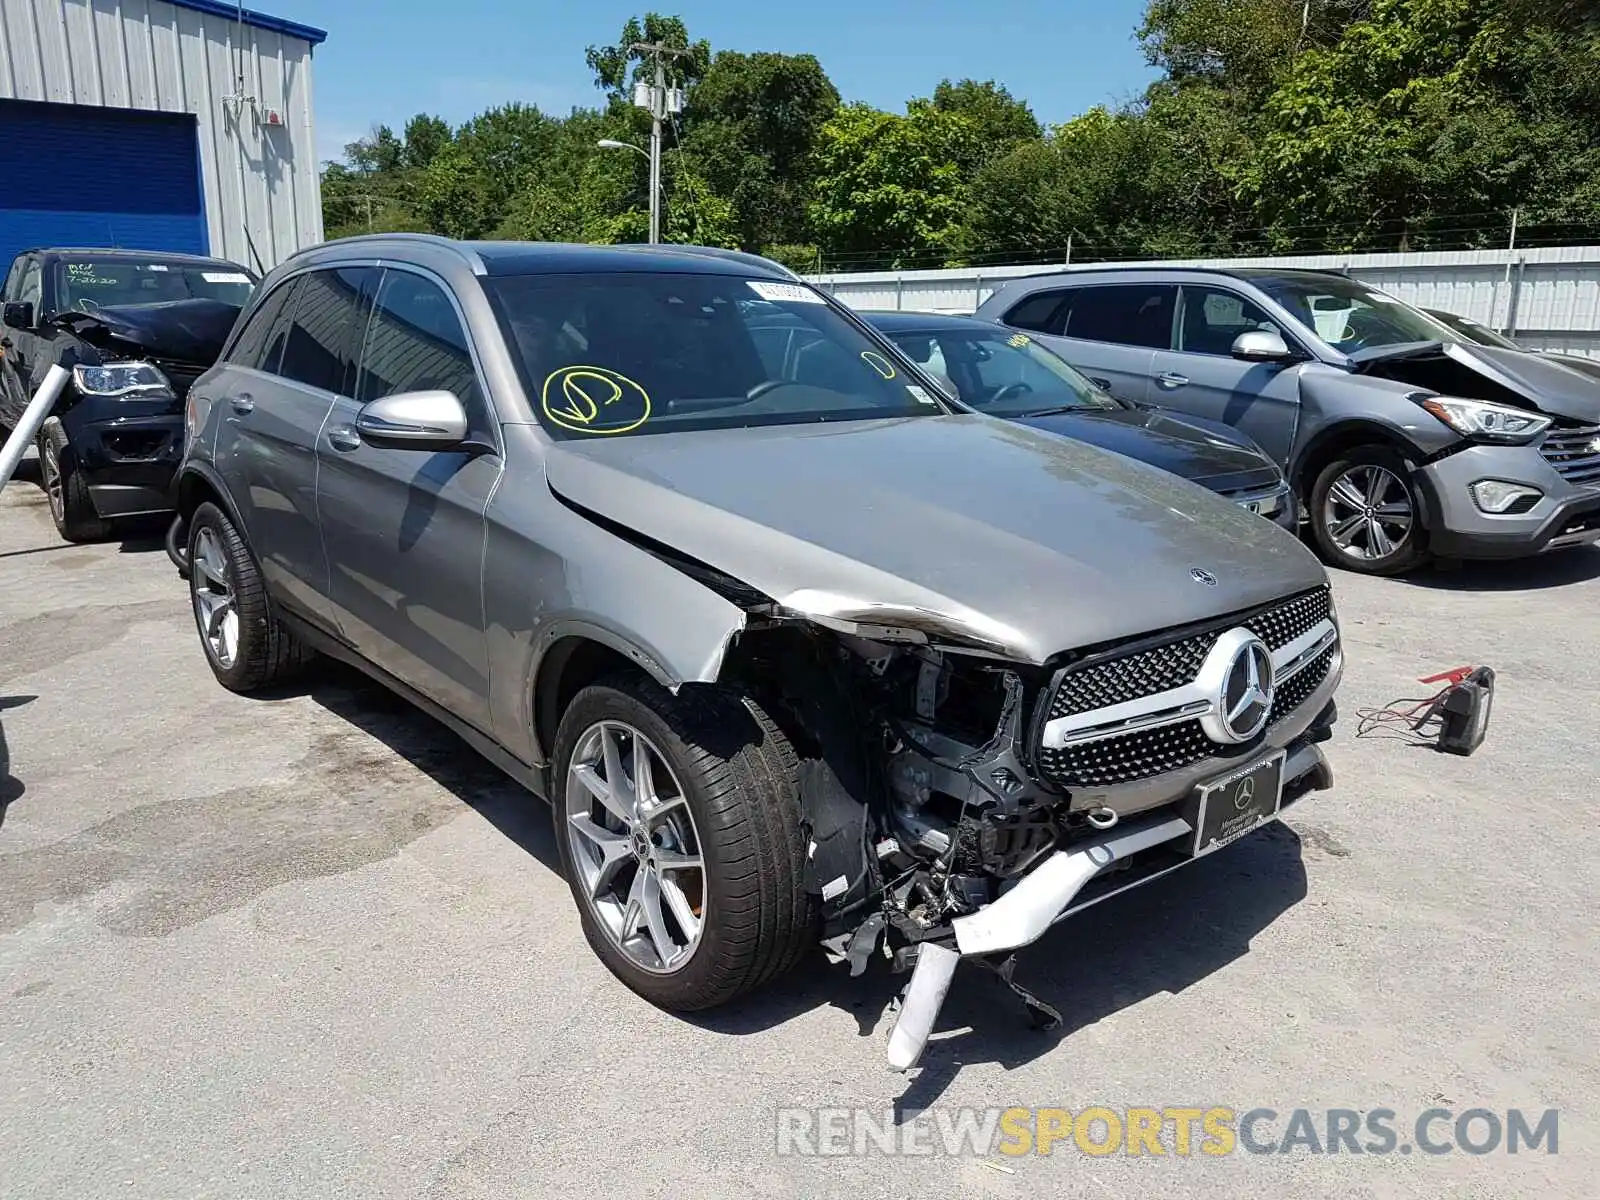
175, 236, 1342, 1072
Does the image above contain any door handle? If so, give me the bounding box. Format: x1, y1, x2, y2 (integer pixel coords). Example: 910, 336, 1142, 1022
326, 423, 361, 452
229, 392, 254, 415
1156, 372, 1190, 389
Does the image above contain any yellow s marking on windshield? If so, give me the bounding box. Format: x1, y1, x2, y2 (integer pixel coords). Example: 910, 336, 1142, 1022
860, 350, 897, 380
541, 365, 652, 435
1006, 333, 1031, 348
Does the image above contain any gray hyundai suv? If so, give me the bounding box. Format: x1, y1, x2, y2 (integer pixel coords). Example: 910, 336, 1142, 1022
172, 235, 1341, 1069
977, 267, 1600, 575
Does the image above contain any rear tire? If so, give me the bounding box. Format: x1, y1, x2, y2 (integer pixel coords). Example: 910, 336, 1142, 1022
1308, 445, 1431, 576
38, 422, 111, 543
552, 676, 817, 1011
187, 501, 314, 692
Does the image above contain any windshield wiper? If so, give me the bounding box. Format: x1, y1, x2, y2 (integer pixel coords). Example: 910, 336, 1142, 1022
1014, 404, 1106, 418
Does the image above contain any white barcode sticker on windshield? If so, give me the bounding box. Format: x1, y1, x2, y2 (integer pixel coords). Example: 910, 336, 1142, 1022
906, 385, 937, 406
147, 264, 169, 271
203, 271, 251, 283
747, 280, 824, 304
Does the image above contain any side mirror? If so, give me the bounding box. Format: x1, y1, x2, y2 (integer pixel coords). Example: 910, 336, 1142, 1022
1231, 329, 1295, 363
354, 389, 469, 451
2, 301, 35, 331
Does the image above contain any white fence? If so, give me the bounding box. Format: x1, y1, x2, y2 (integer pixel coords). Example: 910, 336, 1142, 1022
807, 245, 1600, 360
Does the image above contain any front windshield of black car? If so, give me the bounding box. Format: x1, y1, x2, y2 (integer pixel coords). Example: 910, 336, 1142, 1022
1251, 274, 1466, 354
486, 272, 949, 437
53, 258, 256, 313
885, 326, 1120, 417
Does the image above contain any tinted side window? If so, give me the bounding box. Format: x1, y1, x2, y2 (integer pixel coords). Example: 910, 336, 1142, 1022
18, 261, 42, 312
278, 268, 369, 395
358, 270, 482, 414
1004, 289, 1070, 334
1061, 284, 1176, 349
2, 256, 24, 300
1178, 286, 1282, 356
227, 279, 296, 370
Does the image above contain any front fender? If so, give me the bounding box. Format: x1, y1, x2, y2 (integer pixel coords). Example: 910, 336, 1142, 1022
483, 487, 748, 766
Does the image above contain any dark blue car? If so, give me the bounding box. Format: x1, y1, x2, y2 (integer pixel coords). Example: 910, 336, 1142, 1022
865, 310, 1295, 529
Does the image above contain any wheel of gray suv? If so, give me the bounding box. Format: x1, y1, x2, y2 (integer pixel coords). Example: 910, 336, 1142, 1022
37, 421, 110, 542
1308, 445, 1431, 575
551, 676, 816, 1011
186, 501, 314, 692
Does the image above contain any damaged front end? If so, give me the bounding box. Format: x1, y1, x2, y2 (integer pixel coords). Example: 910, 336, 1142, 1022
718, 584, 1340, 1072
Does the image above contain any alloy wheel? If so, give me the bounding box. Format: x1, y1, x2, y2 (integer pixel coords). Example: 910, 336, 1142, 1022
564, 720, 706, 974
191, 525, 240, 668
1321, 463, 1414, 562
40, 437, 64, 523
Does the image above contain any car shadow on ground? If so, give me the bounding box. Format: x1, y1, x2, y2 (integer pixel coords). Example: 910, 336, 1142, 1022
0, 694, 36, 828
279, 663, 1308, 1111
691, 822, 1310, 1113
0, 460, 170, 558
1401, 547, 1600, 591
297, 663, 560, 871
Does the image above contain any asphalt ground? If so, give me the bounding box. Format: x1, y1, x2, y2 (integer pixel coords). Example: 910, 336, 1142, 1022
2, 457, 1597, 1199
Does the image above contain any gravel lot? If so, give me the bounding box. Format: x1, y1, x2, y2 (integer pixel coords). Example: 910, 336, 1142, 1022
2, 457, 1597, 1199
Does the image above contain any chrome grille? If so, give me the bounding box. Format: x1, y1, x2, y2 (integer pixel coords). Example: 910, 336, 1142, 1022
1038, 588, 1333, 790
1267, 644, 1338, 728
1541, 423, 1600, 486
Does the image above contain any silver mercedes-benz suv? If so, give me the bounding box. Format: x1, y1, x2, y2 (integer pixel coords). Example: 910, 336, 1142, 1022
172, 235, 1342, 1069
977, 267, 1600, 575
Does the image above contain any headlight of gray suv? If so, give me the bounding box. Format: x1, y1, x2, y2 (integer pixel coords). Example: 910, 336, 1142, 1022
72, 361, 173, 398
1414, 394, 1551, 444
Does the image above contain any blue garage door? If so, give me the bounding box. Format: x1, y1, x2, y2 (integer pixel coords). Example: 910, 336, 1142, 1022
0, 98, 208, 270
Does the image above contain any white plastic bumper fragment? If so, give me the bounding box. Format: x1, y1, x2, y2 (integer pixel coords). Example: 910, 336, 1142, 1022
885, 942, 959, 1071
952, 814, 1192, 956
883, 812, 1192, 1072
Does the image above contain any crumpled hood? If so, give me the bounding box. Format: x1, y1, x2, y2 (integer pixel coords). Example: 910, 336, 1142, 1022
1352, 340, 1600, 423
1013, 406, 1280, 494
48, 298, 242, 364
543, 414, 1327, 664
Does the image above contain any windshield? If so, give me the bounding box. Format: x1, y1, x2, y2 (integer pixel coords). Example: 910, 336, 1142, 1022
883, 326, 1119, 417
487, 272, 949, 437
53, 258, 256, 313
1426, 309, 1522, 350
1251, 275, 1467, 354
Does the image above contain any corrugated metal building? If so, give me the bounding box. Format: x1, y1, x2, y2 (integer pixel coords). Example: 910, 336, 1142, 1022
0, 0, 327, 274
809, 245, 1600, 360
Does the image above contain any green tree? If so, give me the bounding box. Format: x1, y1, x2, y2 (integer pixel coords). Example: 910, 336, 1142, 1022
928, 79, 1040, 170
585, 13, 710, 106
679, 50, 840, 251
1244, 0, 1600, 249
809, 103, 980, 269
402, 114, 453, 171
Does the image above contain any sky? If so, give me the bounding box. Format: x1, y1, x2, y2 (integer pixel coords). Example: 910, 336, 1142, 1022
272, 0, 1159, 165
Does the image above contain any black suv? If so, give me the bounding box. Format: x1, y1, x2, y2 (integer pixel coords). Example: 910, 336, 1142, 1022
0, 247, 255, 541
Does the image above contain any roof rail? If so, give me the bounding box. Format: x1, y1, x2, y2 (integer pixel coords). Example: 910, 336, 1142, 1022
313, 232, 489, 275
629, 243, 801, 280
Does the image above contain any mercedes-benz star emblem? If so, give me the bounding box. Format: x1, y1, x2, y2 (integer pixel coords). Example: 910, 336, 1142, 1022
1191, 568, 1218, 586
1220, 637, 1275, 742
1234, 777, 1257, 811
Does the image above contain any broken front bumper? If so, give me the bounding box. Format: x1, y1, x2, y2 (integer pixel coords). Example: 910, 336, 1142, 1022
884, 736, 1334, 1071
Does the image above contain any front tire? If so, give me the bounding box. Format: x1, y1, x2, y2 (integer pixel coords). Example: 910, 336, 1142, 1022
1308, 445, 1431, 575
552, 676, 816, 1011
187, 501, 313, 692
38, 422, 111, 543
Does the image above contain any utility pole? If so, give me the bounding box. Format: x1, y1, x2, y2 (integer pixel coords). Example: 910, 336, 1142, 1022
627, 40, 687, 244
1499, 206, 1520, 334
